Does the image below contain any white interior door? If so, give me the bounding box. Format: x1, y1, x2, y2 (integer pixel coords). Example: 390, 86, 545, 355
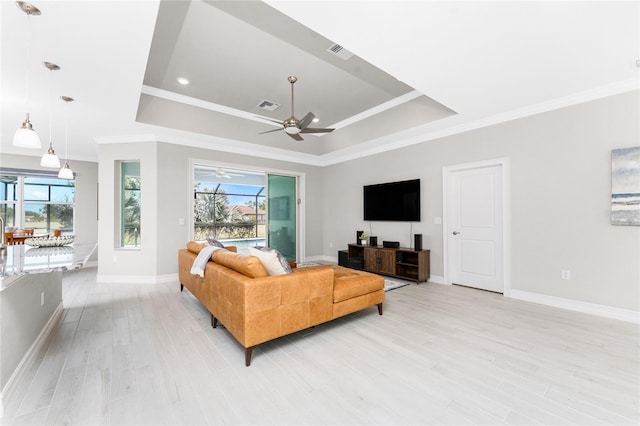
447, 164, 504, 293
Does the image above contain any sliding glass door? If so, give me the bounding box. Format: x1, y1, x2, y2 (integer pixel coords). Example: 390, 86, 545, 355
267, 174, 297, 262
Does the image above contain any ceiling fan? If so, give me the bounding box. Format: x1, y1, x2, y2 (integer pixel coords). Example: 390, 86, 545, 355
259, 76, 334, 141
203, 168, 244, 179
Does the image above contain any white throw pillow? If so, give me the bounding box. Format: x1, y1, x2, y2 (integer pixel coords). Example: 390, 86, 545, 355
206, 237, 225, 248
248, 246, 292, 276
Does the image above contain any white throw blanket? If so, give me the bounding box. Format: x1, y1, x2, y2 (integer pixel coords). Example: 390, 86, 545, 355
190, 246, 221, 277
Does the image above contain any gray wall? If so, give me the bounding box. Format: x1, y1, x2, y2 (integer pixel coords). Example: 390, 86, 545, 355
1, 271, 62, 391
97, 142, 159, 279
13, 90, 634, 312
0, 154, 98, 245
322, 91, 640, 311
155, 143, 324, 276
98, 142, 324, 278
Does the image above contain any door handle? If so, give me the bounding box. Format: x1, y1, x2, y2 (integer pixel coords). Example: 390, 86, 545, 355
452, 231, 460, 235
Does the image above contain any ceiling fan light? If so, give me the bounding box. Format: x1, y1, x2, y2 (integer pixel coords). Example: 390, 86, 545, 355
40, 143, 60, 168
13, 115, 41, 148
58, 162, 74, 179
284, 125, 301, 135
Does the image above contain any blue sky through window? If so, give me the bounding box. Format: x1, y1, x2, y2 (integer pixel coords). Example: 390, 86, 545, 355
195, 182, 265, 206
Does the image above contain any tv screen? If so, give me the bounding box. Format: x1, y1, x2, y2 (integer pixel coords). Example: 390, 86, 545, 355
364, 179, 420, 221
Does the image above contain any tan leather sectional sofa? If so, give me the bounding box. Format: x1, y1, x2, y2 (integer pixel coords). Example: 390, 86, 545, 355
178, 242, 385, 366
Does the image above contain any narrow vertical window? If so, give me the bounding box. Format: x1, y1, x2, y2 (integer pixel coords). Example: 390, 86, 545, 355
121, 161, 141, 248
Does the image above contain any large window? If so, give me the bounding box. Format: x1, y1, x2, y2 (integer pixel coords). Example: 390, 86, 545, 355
193, 165, 266, 242
0, 171, 75, 234
120, 161, 141, 248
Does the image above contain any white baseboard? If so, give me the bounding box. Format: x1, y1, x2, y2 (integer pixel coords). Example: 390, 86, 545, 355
426, 275, 445, 284
509, 289, 639, 324
306, 255, 335, 263
96, 273, 178, 284
0, 302, 64, 418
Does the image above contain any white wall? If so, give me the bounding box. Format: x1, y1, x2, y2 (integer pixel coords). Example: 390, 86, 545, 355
97, 142, 158, 281
93, 91, 639, 312
154, 142, 324, 276
0, 154, 98, 246
98, 142, 324, 279
322, 91, 640, 311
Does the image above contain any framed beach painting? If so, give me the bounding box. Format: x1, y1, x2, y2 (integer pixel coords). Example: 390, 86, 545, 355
611, 146, 640, 226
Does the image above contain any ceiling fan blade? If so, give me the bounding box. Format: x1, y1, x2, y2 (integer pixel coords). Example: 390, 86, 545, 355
287, 132, 304, 141
300, 127, 334, 134
299, 112, 316, 130
256, 116, 284, 125
259, 128, 283, 135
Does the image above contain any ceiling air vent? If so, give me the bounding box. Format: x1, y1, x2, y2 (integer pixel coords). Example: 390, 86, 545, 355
327, 43, 354, 61
257, 100, 280, 111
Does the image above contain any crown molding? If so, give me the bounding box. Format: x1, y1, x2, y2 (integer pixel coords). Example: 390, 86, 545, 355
94, 80, 638, 167
316, 79, 639, 166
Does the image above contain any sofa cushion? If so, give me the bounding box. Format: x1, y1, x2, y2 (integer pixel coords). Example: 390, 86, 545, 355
332, 267, 384, 303
248, 246, 292, 276
187, 241, 238, 255
212, 250, 269, 278
187, 241, 206, 254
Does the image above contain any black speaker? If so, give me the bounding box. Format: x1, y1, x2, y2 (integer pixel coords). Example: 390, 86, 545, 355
369, 236, 378, 247
347, 257, 364, 269
414, 234, 422, 251
338, 250, 348, 267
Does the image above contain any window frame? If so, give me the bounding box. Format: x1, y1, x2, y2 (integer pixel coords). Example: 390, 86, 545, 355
118, 161, 141, 249
0, 170, 75, 234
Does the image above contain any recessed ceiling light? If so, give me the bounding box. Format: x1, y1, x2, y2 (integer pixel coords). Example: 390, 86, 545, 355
177, 77, 189, 85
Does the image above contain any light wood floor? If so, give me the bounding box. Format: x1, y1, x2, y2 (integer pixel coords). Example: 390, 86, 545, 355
2, 267, 638, 425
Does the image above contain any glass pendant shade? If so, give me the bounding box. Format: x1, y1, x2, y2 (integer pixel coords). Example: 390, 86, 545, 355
40, 143, 60, 168
13, 114, 41, 148
58, 161, 73, 179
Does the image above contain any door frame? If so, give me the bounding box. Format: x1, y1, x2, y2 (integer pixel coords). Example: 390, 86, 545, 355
442, 157, 511, 296
188, 159, 306, 262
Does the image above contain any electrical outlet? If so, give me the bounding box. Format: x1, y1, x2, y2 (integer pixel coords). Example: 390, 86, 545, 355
561, 270, 571, 280
178, 218, 185, 225
113, 255, 118, 263
329, 242, 333, 248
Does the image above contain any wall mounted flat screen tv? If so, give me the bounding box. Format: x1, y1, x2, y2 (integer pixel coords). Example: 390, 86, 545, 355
364, 179, 420, 221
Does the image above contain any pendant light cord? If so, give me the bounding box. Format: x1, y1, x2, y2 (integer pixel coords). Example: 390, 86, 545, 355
64, 103, 69, 161
25, 16, 32, 112
48, 66, 53, 146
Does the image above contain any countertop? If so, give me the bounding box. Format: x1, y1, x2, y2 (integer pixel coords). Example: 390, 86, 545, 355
0, 242, 97, 290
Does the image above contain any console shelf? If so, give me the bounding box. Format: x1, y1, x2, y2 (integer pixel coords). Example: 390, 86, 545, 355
342, 244, 430, 283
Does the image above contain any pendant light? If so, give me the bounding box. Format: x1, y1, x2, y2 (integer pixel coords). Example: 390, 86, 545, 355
58, 96, 74, 179
40, 61, 61, 168
13, 1, 42, 149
